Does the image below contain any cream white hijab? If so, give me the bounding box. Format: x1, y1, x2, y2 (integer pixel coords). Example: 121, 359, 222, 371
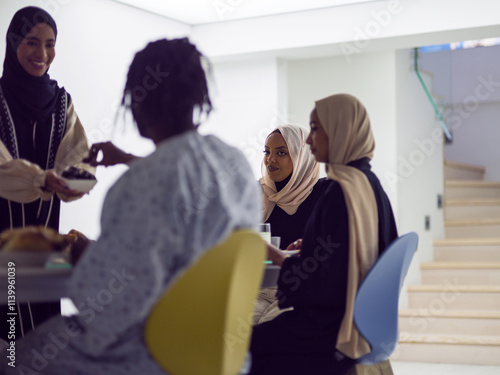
315, 94, 379, 359
260, 124, 320, 221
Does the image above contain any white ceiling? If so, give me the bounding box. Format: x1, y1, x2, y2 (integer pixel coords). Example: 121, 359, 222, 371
113, 0, 381, 25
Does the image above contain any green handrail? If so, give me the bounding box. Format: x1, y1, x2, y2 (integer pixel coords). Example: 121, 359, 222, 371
413, 47, 453, 143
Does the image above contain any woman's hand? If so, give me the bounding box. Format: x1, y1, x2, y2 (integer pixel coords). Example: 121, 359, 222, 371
45, 171, 84, 198
267, 243, 288, 266
286, 239, 302, 251
83, 142, 138, 167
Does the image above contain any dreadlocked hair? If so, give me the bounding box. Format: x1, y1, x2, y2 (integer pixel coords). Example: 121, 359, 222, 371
121, 38, 212, 134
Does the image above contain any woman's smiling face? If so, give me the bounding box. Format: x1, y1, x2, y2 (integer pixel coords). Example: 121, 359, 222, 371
16, 22, 56, 77
263, 132, 293, 182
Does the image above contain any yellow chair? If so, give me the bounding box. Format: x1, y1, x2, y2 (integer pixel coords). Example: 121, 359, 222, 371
145, 229, 266, 375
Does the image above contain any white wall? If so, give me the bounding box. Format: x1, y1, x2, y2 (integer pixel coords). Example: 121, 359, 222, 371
445, 102, 500, 181
286, 50, 399, 208
0, 1, 291, 238
422, 46, 500, 181
284, 48, 452, 307
200, 57, 283, 178
0, 0, 191, 239
2, 0, 498, 260
192, 0, 500, 61
395, 49, 447, 306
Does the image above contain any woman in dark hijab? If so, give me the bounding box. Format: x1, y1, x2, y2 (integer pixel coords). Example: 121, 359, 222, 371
0, 6, 94, 340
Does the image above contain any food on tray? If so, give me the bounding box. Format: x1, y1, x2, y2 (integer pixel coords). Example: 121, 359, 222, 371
0, 226, 71, 253
61, 166, 96, 180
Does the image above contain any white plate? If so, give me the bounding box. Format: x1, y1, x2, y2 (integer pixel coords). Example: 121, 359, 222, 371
62, 178, 97, 193
283, 250, 300, 255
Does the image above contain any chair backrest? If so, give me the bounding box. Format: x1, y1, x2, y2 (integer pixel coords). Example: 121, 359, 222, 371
145, 229, 266, 375
353, 232, 419, 365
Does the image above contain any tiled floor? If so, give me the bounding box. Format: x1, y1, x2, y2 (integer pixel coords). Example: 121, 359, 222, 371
391, 361, 500, 375
61, 301, 500, 375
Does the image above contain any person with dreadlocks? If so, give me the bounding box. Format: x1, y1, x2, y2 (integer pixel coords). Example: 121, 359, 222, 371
2, 38, 259, 374
0, 6, 94, 340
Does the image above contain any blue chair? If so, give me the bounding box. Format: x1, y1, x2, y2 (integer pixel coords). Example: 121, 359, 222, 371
353, 232, 419, 365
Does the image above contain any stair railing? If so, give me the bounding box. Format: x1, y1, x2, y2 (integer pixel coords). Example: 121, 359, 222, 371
413, 47, 453, 143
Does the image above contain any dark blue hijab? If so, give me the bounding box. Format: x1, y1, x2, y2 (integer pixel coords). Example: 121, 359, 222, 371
0, 6, 60, 121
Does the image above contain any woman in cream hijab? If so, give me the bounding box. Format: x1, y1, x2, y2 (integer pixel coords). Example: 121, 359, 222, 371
255, 124, 328, 325
261, 124, 327, 249
249, 94, 397, 375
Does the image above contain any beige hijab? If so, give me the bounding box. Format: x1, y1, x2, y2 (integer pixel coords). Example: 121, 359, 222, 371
315, 94, 379, 359
260, 124, 320, 221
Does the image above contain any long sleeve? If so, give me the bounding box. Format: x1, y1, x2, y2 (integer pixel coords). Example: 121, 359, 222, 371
0, 140, 52, 202
66, 134, 259, 358
277, 182, 350, 310
3, 132, 260, 375
66, 168, 181, 357
0, 98, 94, 203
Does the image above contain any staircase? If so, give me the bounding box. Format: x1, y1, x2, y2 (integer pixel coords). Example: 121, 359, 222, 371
396, 160, 500, 366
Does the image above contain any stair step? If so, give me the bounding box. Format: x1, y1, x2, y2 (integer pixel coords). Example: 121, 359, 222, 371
395, 333, 500, 366
409, 285, 500, 292
445, 219, 500, 238
444, 160, 485, 180
445, 199, 500, 220
434, 238, 500, 262
408, 285, 500, 311
420, 263, 500, 285
407, 162, 500, 366
399, 309, 500, 336
445, 180, 500, 199
400, 333, 500, 345
421, 262, 500, 269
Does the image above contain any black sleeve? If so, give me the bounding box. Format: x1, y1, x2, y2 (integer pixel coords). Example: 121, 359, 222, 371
276, 182, 350, 311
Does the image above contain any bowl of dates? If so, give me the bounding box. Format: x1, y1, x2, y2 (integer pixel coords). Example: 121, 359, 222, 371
61, 167, 97, 193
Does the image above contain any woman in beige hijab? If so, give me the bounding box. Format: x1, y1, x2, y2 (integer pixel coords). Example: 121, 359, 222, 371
261, 124, 328, 249
255, 124, 328, 324
249, 94, 397, 375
